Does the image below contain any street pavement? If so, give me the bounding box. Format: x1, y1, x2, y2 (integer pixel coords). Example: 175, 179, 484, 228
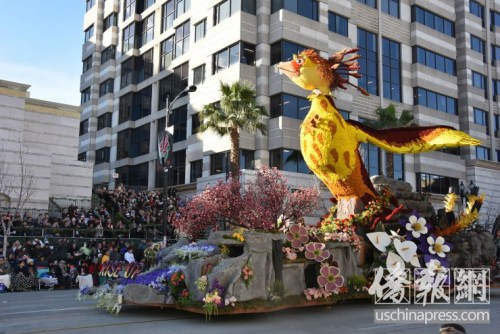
0, 289, 499, 334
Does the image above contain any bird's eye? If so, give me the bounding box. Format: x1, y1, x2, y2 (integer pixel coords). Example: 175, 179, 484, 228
295, 58, 304, 65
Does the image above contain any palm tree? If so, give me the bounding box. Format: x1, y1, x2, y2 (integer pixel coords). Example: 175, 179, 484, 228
366, 104, 414, 179
199, 81, 268, 180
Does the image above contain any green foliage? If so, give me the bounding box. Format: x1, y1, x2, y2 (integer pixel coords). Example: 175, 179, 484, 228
347, 275, 368, 293
366, 104, 414, 129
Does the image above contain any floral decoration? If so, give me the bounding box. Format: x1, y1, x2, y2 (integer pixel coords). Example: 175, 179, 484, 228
303, 287, 333, 301
241, 265, 254, 285
405, 215, 428, 239
195, 275, 208, 292
174, 244, 217, 261
317, 265, 344, 293
426, 235, 450, 258
286, 224, 309, 248
304, 242, 330, 262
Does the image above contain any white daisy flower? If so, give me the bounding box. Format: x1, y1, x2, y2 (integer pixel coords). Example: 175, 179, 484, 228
427, 236, 450, 258
405, 215, 428, 238
425, 259, 447, 275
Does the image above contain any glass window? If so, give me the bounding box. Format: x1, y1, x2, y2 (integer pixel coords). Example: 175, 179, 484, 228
357, 0, 376, 9
83, 56, 92, 73
411, 6, 454, 37
358, 29, 378, 95
191, 113, 201, 134
129, 124, 150, 158
84, 25, 94, 43
240, 149, 255, 170
160, 36, 174, 70
476, 146, 490, 160
162, 0, 175, 32
195, 19, 206, 42
97, 113, 113, 130
414, 87, 456, 115
122, 23, 136, 52
104, 12, 118, 31
472, 71, 485, 90
81, 87, 91, 104
382, 38, 401, 102
124, 0, 136, 20
269, 149, 310, 174
140, 14, 155, 47
416, 173, 459, 195
270, 40, 308, 65
491, 10, 500, 30
135, 48, 154, 84
101, 45, 116, 64
359, 142, 380, 176
86, 0, 95, 12
413, 46, 455, 75
392, 154, 404, 181
242, 0, 256, 15
79, 119, 89, 135
470, 35, 485, 54
328, 12, 348, 36
95, 147, 110, 164
169, 105, 188, 142
193, 64, 205, 85
99, 79, 114, 97
215, 0, 231, 24
473, 107, 488, 127
210, 151, 229, 175
213, 42, 255, 73
470, 0, 484, 25
381, 0, 399, 18
270, 94, 310, 120
78, 152, 87, 162
174, 20, 190, 58
272, 0, 318, 20
190, 159, 203, 182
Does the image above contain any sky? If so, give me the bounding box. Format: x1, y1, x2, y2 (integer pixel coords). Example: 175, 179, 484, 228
0, 1, 84, 105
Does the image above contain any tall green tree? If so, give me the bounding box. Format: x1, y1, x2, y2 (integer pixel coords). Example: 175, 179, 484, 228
366, 104, 414, 179
199, 81, 268, 180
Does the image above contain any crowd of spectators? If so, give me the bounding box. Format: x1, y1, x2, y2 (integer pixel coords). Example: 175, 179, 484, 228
0, 185, 170, 292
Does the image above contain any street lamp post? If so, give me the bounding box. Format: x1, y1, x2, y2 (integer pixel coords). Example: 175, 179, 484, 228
160, 85, 197, 247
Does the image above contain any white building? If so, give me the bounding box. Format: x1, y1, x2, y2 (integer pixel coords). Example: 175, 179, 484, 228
0, 79, 93, 210
79, 0, 500, 221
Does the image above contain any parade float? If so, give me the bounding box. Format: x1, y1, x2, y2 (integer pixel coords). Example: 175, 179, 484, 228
80, 49, 493, 318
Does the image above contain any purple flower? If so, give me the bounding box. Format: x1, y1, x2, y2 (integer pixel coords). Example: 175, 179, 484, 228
305, 242, 330, 262
317, 265, 344, 292
286, 224, 309, 248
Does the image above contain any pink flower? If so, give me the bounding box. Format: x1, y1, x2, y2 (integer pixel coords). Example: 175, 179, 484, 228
304, 242, 330, 262
317, 265, 344, 292
286, 224, 309, 248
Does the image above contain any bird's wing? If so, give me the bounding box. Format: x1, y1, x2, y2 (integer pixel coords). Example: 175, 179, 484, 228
347, 120, 481, 154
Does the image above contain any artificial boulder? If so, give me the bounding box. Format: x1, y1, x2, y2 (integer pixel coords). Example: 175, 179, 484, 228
123, 284, 166, 304
326, 242, 363, 280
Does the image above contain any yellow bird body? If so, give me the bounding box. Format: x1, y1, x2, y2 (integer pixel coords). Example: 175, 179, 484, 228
279, 49, 481, 204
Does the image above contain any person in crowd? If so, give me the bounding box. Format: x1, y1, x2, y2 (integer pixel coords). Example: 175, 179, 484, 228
11, 258, 37, 291
439, 323, 466, 334
0, 255, 12, 290
124, 246, 136, 263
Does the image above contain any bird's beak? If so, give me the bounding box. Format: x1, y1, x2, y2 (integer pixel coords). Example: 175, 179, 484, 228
277, 61, 298, 81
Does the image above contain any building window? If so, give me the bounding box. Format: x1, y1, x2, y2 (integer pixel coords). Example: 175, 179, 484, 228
491, 45, 500, 64
357, 0, 376, 8
214, 0, 234, 25
412, 6, 454, 37
339, 110, 350, 119
117, 163, 149, 188
136, 49, 154, 83
270, 40, 308, 65
133, 85, 152, 121
270, 94, 309, 120
271, 0, 318, 21
473, 107, 488, 131
176, 0, 190, 17
210, 151, 229, 175
169, 105, 188, 142
169, 150, 187, 185
472, 71, 486, 90
84, 25, 94, 43
358, 29, 378, 96
497, 150, 500, 162
470, 0, 484, 26
413, 46, 456, 75
174, 21, 190, 58
328, 12, 348, 36
382, 38, 401, 102
139, 14, 155, 47
470, 35, 485, 55
81, 87, 91, 104
417, 173, 459, 195
193, 64, 205, 85
101, 45, 116, 64
191, 113, 201, 134
195, 19, 206, 42
124, 0, 136, 20
414, 87, 457, 115
381, 0, 399, 18
161, 0, 175, 32
82, 56, 92, 73
492, 80, 500, 97
270, 149, 310, 174
122, 23, 136, 52
119, 93, 133, 124
240, 149, 255, 170
104, 12, 118, 31
99, 79, 114, 97
97, 113, 112, 130
476, 146, 490, 160
120, 57, 134, 88
190, 159, 203, 182
491, 10, 500, 30
158, 62, 189, 109
96, 147, 111, 164
78, 152, 87, 162
242, 0, 256, 15
130, 124, 150, 158
79, 119, 89, 135
213, 42, 256, 74
140, 0, 155, 12
392, 154, 404, 181
494, 114, 500, 134
160, 36, 174, 70
117, 129, 130, 159
86, 0, 95, 12
359, 142, 380, 176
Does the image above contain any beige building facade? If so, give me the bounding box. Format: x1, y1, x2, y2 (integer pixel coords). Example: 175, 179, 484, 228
0, 79, 93, 210
79, 0, 500, 221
